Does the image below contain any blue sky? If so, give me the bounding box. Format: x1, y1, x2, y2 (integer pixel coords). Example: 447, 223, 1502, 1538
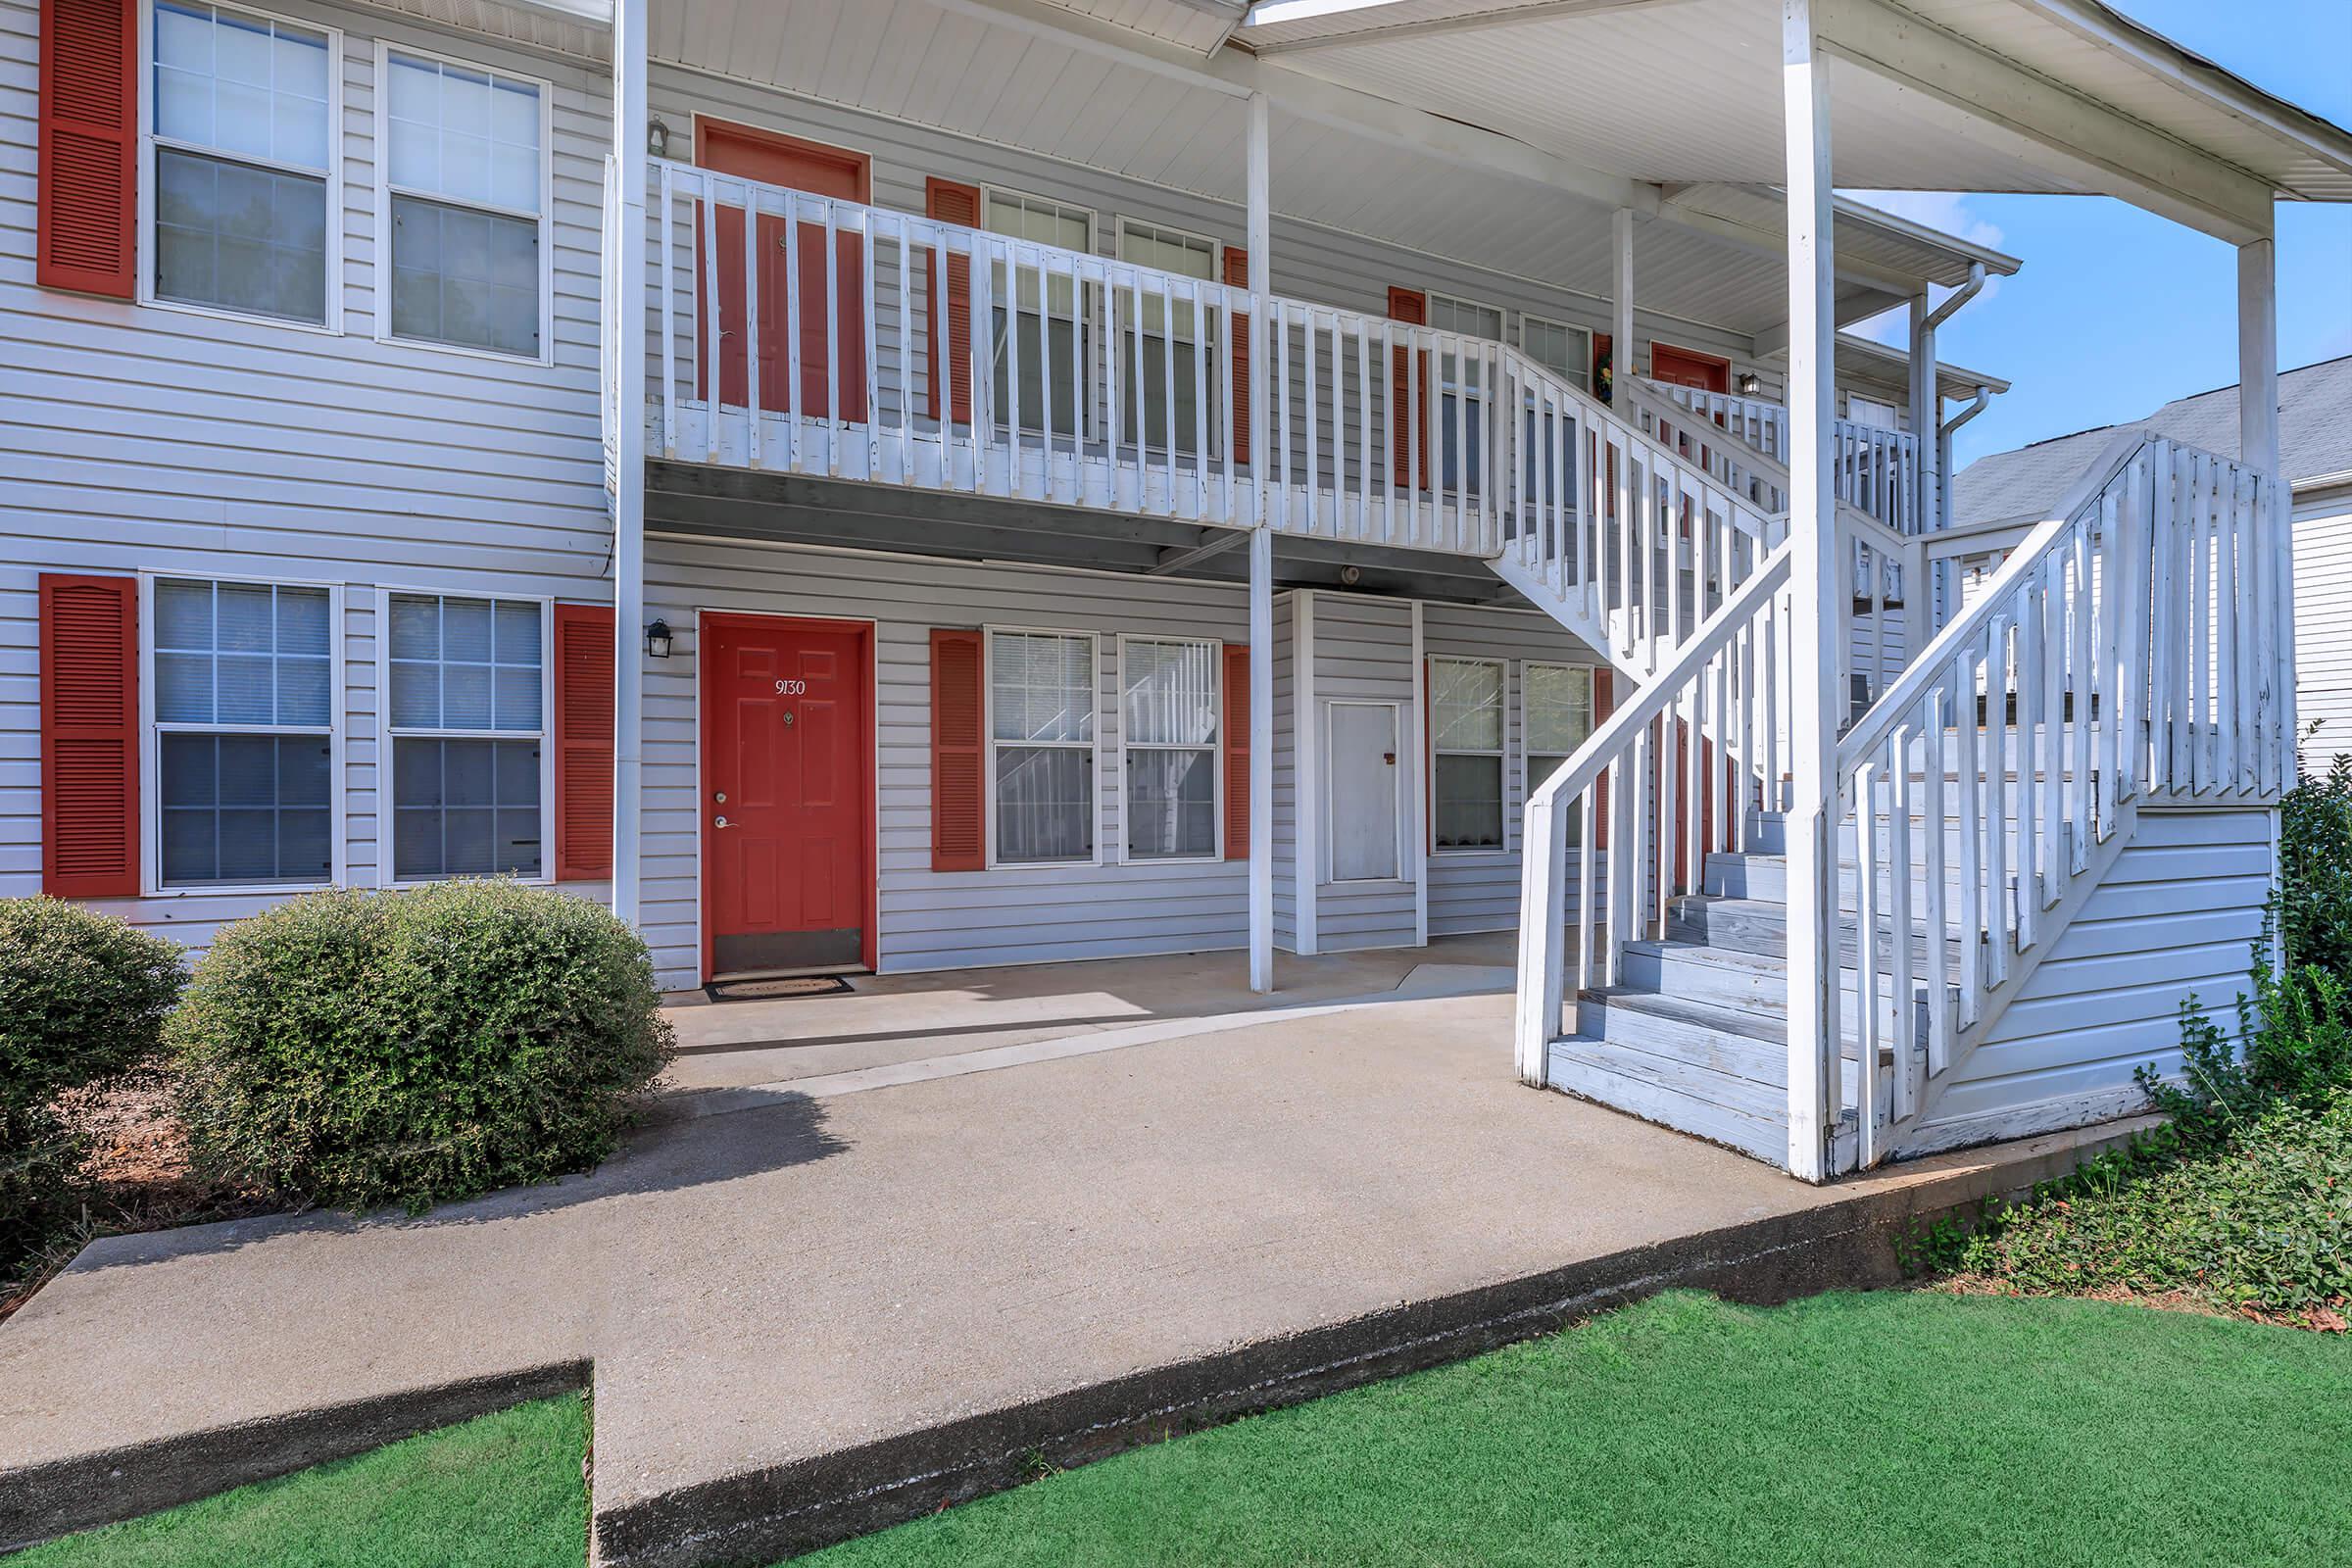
1847, 0, 2352, 467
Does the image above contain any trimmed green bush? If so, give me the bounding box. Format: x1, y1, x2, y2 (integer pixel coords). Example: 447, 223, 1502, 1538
169, 880, 674, 1213
0, 897, 187, 1115
0, 898, 186, 1274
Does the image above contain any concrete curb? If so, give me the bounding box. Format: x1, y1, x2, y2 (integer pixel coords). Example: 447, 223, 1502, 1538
590, 1120, 2145, 1568
0, 1359, 591, 1553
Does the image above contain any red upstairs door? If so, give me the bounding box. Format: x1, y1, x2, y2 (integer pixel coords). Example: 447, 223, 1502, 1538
702, 614, 875, 978
694, 120, 870, 420
1647, 341, 1732, 393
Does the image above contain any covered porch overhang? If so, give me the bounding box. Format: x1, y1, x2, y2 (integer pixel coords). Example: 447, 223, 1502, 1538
572, 0, 2352, 1155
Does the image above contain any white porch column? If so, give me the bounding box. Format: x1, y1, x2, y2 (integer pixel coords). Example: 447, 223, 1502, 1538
2238, 231, 2290, 788
1904, 293, 1934, 659
1906, 293, 1935, 530
1247, 89, 1275, 992
1781, 0, 1840, 1182
1611, 206, 1636, 396
611, 0, 648, 927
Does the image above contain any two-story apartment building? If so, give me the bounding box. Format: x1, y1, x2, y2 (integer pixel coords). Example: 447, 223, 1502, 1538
11, 0, 2351, 1179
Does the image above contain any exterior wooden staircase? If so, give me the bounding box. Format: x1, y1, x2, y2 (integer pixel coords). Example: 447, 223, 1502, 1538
1513, 428, 2289, 1178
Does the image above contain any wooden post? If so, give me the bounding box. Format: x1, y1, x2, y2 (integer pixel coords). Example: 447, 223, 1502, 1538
2238, 232, 2289, 791
1782, 0, 1840, 1181
611, 0, 648, 929
1248, 89, 1275, 994
1612, 207, 1636, 396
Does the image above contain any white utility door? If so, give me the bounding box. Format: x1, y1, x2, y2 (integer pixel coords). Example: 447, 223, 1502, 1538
1326, 700, 1402, 882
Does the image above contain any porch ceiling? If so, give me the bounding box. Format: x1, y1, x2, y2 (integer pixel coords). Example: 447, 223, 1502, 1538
1242, 0, 2352, 217
652, 0, 2018, 341
644, 466, 1537, 608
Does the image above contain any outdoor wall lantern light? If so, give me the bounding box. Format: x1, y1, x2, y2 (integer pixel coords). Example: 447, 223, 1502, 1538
1737, 372, 1762, 395
647, 117, 670, 159
646, 619, 673, 659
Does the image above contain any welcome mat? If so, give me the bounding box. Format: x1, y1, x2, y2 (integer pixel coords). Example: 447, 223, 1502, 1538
705, 975, 855, 1003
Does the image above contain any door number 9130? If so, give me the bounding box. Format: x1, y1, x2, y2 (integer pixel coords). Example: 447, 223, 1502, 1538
773, 678, 808, 696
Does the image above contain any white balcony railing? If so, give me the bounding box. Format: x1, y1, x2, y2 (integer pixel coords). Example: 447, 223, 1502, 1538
1642, 380, 1922, 537
640, 158, 1565, 559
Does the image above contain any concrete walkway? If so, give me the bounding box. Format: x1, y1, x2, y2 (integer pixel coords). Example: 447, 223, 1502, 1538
0, 948, 2142, 1566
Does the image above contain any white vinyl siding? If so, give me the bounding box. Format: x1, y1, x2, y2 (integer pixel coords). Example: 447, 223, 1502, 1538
1900, 808, 2276, 1156
377, 44, 552, 362
145, 0, 339, 328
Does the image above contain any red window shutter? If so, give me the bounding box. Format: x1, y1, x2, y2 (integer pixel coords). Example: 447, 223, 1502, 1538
39, 573, 137, 897
1223, 246, 1251, 466
1388, 286, 1429, 489
925, 178, 981, 425
552, 604, 616, 881
930, 628, 985, 871
1222, 643, 1250, 860
38, 0, 135, 298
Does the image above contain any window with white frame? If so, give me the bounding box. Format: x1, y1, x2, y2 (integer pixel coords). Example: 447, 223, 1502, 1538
152, 577, 334, 887
1116, 219, 1217, 458
150, 0, 335, 324
387, 593, 545, 880
1120, 637, 1218, 860
1845, 394, 1902, 430
1518, 313, 1588, 514
1524, 662, 1594, 845
984, 190, 1094, 441
1427, 292, 1502, 493
990, 630, 1096, 864
1521, 314, 1592, 393
1430, 656, 1504, 852
381, 48, 548, 359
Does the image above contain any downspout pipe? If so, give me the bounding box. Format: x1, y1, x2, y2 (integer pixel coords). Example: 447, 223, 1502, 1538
1923, 261, 1986, 331
1937, 383, 1995, 536
1913, 262, 1987, 536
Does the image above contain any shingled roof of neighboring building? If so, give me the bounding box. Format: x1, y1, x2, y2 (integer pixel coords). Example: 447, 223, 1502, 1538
1952, 356, 2352, 528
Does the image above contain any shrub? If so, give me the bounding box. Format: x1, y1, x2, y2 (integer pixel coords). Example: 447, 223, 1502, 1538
0, 897, 187, 1115
2279, 743, 2352, 981
0, 899, 185, 1275
169, 880, 674, 1213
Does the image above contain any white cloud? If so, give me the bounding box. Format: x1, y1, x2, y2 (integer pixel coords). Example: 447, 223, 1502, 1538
1841, 190, 2007, 255
1837, 190, 2008, 352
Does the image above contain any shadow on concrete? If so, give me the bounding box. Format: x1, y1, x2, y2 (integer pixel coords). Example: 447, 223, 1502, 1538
57, 1091, 850, 1280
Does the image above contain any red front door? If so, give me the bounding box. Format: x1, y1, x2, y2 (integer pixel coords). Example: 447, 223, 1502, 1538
695, 121, 870, 420
702, 614, 874, 978
1648, 341, 1732, 393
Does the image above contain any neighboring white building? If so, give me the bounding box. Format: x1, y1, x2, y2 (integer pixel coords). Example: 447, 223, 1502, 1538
8, 0, 2349, 1179
1954, 357, 2352, 753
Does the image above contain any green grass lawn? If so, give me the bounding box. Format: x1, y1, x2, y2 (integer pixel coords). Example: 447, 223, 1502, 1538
9, 1392, 586, 1568
15, 1293, 2352, 1568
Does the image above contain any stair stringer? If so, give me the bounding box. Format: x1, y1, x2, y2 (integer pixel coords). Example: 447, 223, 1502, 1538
1888, 793, 2140, 1157
1484, 547, 1642, 683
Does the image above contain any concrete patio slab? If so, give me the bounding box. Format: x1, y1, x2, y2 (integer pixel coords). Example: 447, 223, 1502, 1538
0, 947, 2149, 1566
